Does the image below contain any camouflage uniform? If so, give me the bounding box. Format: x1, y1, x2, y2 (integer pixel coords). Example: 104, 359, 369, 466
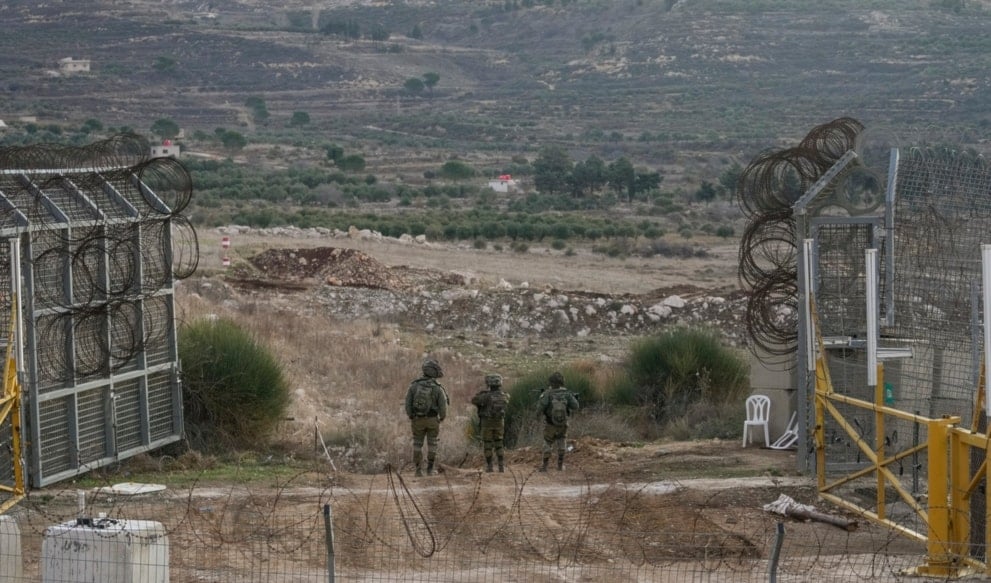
405, 359, 449, 476
471, 374, 510, 472
536, 371, 579, 471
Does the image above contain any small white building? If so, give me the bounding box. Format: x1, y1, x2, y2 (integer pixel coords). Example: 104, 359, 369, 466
150, 139, 180, 159
58, 57, 90, 74
488, 174, 519, 193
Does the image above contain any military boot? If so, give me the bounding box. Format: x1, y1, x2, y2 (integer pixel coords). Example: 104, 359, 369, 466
557, 454, 565, 471
485, 457, 494, 473
497, 455, 505, 473
539, 455, 549, 472
426, 461, 436, 476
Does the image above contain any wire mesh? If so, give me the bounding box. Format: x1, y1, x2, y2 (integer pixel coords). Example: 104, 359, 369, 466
0, 134, 199, 486
813, 148, 991, 538
737, 120, 991, 549
888, 148, 991, 408
0, 469, 957, 583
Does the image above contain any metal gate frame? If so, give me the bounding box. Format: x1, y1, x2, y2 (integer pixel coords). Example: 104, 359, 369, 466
810, 293, 991, 577
792, 146, 991, 576
1, 163, 185, 488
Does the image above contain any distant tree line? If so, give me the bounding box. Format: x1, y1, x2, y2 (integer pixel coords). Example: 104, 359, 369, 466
532, 145, 661, 202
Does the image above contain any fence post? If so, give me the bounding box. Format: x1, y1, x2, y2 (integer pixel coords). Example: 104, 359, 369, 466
768, 521, 785, 583
324, 504, 335, 583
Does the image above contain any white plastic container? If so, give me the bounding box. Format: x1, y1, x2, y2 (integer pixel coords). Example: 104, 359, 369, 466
0, 515, 23, 581
42, 518, 168, 583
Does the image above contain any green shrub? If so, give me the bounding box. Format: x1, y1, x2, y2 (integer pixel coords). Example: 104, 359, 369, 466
179, 318, 291, 450
622, 327, 749, 424
603, 372, 639, 407
716, 225, 735, 238
439, 159, 476, 180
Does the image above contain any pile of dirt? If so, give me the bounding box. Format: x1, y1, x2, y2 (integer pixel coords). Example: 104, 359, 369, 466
246, 247, 408, 290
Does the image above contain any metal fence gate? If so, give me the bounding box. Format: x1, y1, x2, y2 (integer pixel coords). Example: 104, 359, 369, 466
0, 135, 196, 488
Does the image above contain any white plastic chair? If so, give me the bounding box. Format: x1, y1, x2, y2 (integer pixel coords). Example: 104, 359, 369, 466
769, 411, 799, 450
742, 394, 771, 448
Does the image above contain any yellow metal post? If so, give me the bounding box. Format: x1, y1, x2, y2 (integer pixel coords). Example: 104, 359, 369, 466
815, 355, 828, 491
917, 419, 954, 576
949, 427, 971, 559
876, 364, 886, 521
0, 294, 24, 514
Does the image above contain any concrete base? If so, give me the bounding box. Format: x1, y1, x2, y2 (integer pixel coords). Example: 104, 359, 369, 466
0, 515, 23, 581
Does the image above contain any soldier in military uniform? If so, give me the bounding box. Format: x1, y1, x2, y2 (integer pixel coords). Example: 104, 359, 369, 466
404, 358, 449, 476
536, 371, 579, 472
471, 373, 510, 473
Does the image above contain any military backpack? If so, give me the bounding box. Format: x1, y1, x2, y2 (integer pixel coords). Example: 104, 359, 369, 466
411, 379, 435, 417
548, 391, 569, 426
486, 391, 508, 419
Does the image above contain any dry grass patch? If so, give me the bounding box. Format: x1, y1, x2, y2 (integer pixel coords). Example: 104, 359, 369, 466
177, 286, 487, 472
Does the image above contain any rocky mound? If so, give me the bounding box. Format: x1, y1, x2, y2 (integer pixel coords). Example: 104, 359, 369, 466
224, 245, 750, 346
246, 247, 407, 290
310, 283, 749, 344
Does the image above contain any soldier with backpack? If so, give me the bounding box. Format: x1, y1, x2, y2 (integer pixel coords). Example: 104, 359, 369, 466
471, 373, 510, 473
536, 371, 579, 472
405, 358, 450, 477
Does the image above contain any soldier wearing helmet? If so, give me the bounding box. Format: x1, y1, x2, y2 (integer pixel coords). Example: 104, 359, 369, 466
404, 358, 450, 476
536, 371, 579, 472
471, 373, 510, 473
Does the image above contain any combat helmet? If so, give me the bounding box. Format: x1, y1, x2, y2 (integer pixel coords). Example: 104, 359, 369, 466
422, 358, 444, 379
485, 373, 503, 387
548, 371, 564, 387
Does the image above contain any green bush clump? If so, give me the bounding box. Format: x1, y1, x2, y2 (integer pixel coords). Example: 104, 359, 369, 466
179, 318, 291, 450
493, 331, 749, 447
619, 327, 749, 424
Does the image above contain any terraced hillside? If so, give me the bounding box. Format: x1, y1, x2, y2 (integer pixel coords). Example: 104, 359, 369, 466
1, 0, 990, 185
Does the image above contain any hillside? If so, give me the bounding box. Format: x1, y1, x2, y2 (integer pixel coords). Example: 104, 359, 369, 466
2, 0, 990, 188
